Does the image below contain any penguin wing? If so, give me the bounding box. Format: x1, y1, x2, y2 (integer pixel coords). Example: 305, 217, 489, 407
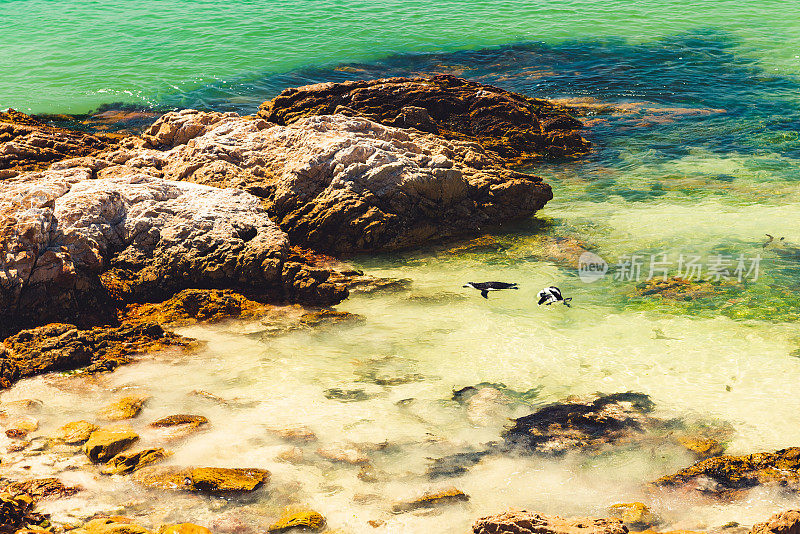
481, 290, 489, 299
538, 295, 549, 305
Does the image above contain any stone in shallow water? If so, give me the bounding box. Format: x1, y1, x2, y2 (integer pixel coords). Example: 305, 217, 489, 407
267, 425, 318, 443
653, 447, 800, 498
133, 466, 270, 494
267, 506, 326, 533
158, 524, 212, 534
316, 444, 370, 465
84, 427, 140, 463
4, 415, 39, 438
150, 415, 208, 428
123, 289, 269, 327
54, 420, 98, 444
676, 436, 725, 460
608, 503, 660, 530
71, 517, 151, 534
4, 477, 80, 500
391, 488, 469, 513
100, 395, 150, 421
472, 511, 628, 534
0, 492, 44, 532
102, 447, 171, 475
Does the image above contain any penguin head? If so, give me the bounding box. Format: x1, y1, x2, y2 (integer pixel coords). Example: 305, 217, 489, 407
463, 283, 474, 288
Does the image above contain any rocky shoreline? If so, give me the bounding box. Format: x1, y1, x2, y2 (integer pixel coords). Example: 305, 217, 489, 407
2, 77, 799, 534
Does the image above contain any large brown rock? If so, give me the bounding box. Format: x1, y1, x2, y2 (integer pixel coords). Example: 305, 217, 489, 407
0, 109, 115, 178
472, 511, 628, 534
653, 447, 800, 498
258, 75, 590, 164
84, 427, 140, 463
0, 168, 346, 337
84, 109, 553, 253
751, 510, 800, 534
0, 322, 194, 388
3, 478, 80, 500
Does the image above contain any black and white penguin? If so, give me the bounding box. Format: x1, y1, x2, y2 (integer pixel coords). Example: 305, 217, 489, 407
537, 286, 572, 307
463, 281, 519, 299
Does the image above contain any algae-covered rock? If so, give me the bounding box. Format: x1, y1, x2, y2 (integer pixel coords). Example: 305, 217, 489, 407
267, 506, 326, 532
4, 478, 80, 500
124, 289, 269, 327
54, 420, 98, 444
0, 492, 39, 532
653, 447, 800, 498
391, 488, 469, 513
100, 395, 149, 421
84, 427, 140, 463
133, 466, 269, 494
472, 511, 628, 534
102, 448, 171, 475
608, 503, 659, 530
750, 510, 800, 534
503, 392, 660, 455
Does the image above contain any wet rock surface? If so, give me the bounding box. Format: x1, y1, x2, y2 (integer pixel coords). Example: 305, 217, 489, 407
653, 447, 800, 498
0, 322, 195, 388
2, 478, 80, 500
267, 506, 326, 533
132, 466, 270, 494
53, 420, 98, 444
0, 110, 115, 178
122, 289, 270, 327
0, 492, 46, 533
101, 447, 171, 475
391, 488, 469, 513
258, 75, 590, 164
84, 427, 140, 463
473, 511, 629, 534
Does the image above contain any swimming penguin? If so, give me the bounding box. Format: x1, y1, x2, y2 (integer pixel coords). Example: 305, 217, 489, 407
463, 281, 519, 299
537, 286, 572, 307
764, 234, 785, 248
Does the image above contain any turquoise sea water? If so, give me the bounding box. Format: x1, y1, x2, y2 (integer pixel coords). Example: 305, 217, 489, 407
5, 2, 800, 533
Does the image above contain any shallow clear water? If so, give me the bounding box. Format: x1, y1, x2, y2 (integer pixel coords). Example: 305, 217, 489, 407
4, 0, 800, 532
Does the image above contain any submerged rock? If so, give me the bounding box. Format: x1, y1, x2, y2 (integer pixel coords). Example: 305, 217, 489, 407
316, 444, 370, 465
84, 427, 140, 463
0, 109, 114, 177
750, 510, 800, 534
102, 447, 171, 475
4, 415, 39, 438
608, 503, 660, 531
150, 415, 208, 428
503, 392, 660, 455
258, 75, 590, 164
472, 511, 628, 534
0, 492, 45, 533
100, 395, 149, 421
677, 436, 725, 460
158, 524, 212, 534
54, 420, 98, 444
635, 277, 738, 301
653, 447, 800, 498
0, 169, 346, 337
72, 517, 151, 534
391, 488, 469, 513
267, 506, 326, 533
132, 466, 269, 494
0, 322, 194, 388
80, 109, 554, 253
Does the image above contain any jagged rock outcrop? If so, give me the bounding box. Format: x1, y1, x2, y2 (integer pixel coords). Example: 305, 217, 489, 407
472, 511, 628, 534
653, 447, 800, 498
59, 109, 553, 253
503, 392, 661, 455
0, 322, 194, 388
0, 110, 114, 178
132, 466, 269, 494
0, 168, 346, 337
258, 75, 590, 164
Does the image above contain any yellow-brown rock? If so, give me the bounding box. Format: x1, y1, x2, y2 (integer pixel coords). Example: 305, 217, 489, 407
84, 427, 140, 463
267, 506, 326, 532
391, 488, 469, 513
4, 478, 79, 500
472, 511, 628, 534
608, 503, 659, 530
750, 510, 800, 534
102, 448, 171, 475
100, 396, 149, 421
54, 420, 98, 444
4, 416, 38, 438
123, 289, 268, 327
157, 524, 212, 534
0, 492, 46, 532
677, 436, 725, 459
653, 447, 800, 498
132, 466, 269, 494
150, 415, 208, 428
